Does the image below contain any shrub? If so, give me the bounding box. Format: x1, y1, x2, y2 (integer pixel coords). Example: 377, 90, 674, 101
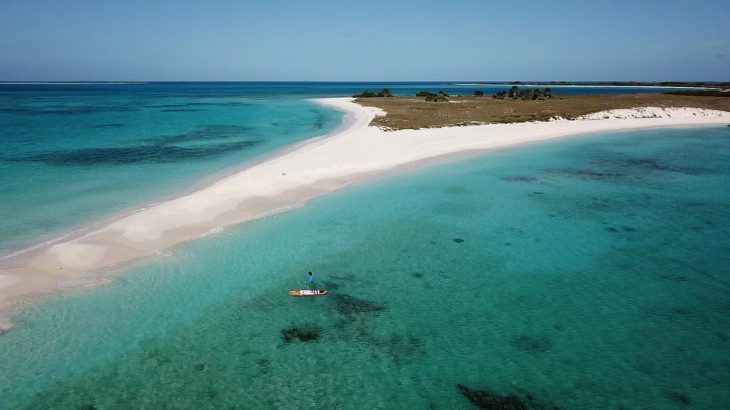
474, 90, 485, 97
353, 90, 376, 98
425, 91, 449, 102
353, 88, 392, 98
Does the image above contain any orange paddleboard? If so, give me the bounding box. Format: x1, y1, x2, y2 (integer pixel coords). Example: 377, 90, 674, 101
289, 289, 328, 297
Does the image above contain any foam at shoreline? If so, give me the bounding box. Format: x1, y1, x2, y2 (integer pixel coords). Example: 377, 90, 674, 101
1, 97, 729, 328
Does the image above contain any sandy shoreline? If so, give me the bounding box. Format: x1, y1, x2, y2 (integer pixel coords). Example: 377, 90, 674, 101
1, 98, 729, 329
454, 83, 714, 89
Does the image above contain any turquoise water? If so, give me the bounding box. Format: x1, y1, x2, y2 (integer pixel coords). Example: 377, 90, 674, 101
1, 126, 728, 408
0, 82, 692, 254
0, 85, 342, 254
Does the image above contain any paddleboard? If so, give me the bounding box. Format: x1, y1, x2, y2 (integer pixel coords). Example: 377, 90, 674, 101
289, 289, 328, 297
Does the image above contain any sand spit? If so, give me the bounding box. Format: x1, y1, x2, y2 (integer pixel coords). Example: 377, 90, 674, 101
1, 98, 728, 329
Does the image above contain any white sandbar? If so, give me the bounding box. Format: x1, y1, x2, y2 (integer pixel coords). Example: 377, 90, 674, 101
1, 98, 728, 327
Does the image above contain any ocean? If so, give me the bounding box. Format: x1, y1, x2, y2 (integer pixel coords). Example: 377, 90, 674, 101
0, 82, 695, 255
1, 83, 728, 408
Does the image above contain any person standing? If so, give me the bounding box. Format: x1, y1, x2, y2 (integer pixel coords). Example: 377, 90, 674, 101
305, 271, 317, 290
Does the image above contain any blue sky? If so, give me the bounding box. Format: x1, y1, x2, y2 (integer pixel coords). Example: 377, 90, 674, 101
1, 0, 728, 81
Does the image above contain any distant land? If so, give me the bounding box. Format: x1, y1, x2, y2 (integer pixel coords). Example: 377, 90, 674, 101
458, 81, 730, 89
356, 93, 730, 130
0, 80, 728, 88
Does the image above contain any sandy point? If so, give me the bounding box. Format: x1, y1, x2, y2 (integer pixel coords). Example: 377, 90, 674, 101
1, 97, 729, 329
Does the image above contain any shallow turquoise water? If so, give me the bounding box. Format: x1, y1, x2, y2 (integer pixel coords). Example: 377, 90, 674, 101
0, 81, 695, 254
0, 86, 342, 254
1, 126, 729, 409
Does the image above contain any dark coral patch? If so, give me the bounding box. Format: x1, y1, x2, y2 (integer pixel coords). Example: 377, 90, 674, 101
17, 124, 261, 166
668, 392, 691, 406
547, 168, 624, 180
322, 281, 339, 290
333, 294, 385, 315
90, 123, 124, 128
605, 227, 618, 233
511, 335, 552, 353
412, 272, 424, 278
1, 106, 136, 116
502, 176, 541, 184
25, 140, 260, 165
146, 125, 254, 145
380, 334, 425, 364
456, 384, 529, 410
282, 325, 321, 343
257, 358, 270, 374
627, 158, 711, 175
453, 238, 465, 243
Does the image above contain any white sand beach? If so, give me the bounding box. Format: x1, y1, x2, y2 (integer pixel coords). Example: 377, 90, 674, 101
1, 97, 729, 328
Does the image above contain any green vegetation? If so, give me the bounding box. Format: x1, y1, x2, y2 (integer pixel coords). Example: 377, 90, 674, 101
473, 90, 485, 97
425, 91, 449, 102
498, 86, 552, 100
352, 88, 393, 98
416, 90, 449, 102
665, 90, 730, 97
465, 81, 730, 89
354, 93, 730, 130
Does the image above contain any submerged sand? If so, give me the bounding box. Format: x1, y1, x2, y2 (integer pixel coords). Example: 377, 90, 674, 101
1, 98, 729, 328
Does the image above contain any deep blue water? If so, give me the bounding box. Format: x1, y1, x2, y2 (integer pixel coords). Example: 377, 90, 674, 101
1, 81, 691, 98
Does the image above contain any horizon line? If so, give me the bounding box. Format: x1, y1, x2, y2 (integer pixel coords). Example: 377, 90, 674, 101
1, 80, 727, 84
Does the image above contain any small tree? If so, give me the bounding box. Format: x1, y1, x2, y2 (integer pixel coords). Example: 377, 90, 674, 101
353, 89, 392, 98
510, 86, 519, 99
474, 90, 485, 97
353, 90, 376, 98
425, 91, 449, 102
544, 87, 553, 99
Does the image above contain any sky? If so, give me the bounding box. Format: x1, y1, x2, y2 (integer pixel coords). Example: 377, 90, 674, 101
1, 0, 728, 81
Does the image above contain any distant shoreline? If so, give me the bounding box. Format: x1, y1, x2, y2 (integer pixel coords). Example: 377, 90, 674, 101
356, 93, 730, 130
1, 80, 726, 88
452, 81, 730, 89
454, 83, 713, 89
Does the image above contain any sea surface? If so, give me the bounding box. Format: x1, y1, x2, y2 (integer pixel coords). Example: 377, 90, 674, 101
0, 83, 345, 255
1, 121, 729, 408
0, 82, 695, 255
